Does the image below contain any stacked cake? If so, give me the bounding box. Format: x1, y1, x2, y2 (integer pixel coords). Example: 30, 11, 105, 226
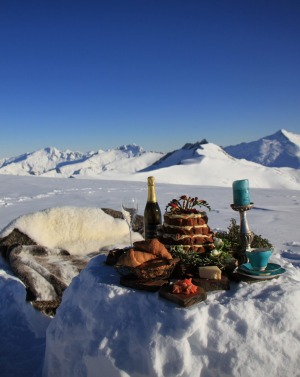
160, 196, 215, 253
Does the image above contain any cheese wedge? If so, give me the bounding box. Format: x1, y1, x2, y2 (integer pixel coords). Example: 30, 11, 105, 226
198, 266, 222, 280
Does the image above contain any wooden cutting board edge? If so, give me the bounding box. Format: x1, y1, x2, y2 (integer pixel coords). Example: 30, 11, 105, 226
159, 285, 207, 307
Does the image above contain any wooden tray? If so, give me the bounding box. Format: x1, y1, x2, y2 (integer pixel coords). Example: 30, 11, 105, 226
159, 285, 207, 307
120, 276, 169, 292
192, 275, 230, 291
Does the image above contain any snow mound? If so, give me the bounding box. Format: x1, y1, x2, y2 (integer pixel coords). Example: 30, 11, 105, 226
43, 254, 300, 377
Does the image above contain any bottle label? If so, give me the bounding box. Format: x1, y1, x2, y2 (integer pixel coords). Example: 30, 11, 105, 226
144, 224, 162, 239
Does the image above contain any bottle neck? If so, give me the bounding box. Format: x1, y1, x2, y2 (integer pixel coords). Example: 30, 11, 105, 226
147, 177, 157, 203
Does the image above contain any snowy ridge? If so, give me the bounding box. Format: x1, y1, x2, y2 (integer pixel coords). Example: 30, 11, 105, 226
0, 147, 86, 176
0, 131, 300, 189
133, 142, 300, 189
224, 129, 300, 168
0, 144, 163, 178
142, 139, 211, 170
146, 139, 237, 171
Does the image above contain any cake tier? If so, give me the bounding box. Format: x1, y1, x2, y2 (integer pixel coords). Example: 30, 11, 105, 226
161, 212, 214, 253
162, 224, 211, 236
161, 233, 214, 245
163, 213, 208, 226
163, 243, 215, 253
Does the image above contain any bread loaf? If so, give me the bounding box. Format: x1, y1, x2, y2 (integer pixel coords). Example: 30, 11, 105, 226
117, 248, 157, 268
133, 239, 172, 260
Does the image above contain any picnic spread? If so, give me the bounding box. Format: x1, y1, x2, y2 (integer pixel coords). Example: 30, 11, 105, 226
106, 180, 285, 307
0, 177, 286, 316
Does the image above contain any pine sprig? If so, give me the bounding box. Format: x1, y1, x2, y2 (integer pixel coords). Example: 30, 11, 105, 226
170, 246, 233, 270
214, 218, 272, 252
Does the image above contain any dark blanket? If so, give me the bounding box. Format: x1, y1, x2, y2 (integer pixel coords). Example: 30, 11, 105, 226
0, 229, 95, 316
8, 244, 91, 299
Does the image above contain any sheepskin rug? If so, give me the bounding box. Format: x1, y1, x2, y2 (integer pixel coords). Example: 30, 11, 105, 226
0, 206, 143, 255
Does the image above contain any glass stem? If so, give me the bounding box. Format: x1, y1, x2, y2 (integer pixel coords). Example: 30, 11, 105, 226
129, 226, 133, 247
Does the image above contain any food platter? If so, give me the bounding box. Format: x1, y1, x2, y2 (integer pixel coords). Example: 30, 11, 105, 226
159, 284, 207, 307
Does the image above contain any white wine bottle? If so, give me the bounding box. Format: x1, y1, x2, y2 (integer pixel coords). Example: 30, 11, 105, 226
144, 176, 162, 239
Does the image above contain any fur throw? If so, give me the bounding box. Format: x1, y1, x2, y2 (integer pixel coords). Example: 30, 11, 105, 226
0, 206, 143, 255
0, 206, 145, 315
8, 244, 90, 301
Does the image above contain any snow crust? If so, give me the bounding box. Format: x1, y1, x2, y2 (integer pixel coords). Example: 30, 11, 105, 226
43, 254, 300, 377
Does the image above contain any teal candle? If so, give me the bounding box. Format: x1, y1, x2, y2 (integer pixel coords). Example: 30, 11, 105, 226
232, 179, 250, 206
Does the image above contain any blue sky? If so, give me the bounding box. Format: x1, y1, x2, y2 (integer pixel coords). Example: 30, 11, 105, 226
0, 0, 299, 158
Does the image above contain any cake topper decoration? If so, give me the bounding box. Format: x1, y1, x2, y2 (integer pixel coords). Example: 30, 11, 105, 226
165, 195, 211, 214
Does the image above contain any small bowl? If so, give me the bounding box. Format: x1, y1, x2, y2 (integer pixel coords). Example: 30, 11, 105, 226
246, 248, 272, 271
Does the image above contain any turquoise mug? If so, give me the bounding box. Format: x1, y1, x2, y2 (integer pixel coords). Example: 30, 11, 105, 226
246, 248, 272, 271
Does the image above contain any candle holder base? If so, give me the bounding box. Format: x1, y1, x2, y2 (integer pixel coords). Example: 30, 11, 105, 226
230, 203, 254, 212
231, 203, 254, 265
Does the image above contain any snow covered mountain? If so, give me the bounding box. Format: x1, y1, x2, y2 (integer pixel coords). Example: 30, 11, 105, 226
0, 147, 86, 176
49, 144, 163, 178
224, 129, 300, 168
141, 139, 235, 171
0, 131, 300, 189
135, 140, 300, 189
0, 144, 163, 178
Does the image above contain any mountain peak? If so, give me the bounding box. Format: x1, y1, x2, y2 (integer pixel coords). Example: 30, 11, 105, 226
117, 144, 144, 156
44, 146, 59, 153
141, 140, 226, 172
224, 129, 300, 168
182, 139, 209, 150
0, 130, 299, 178
279, 129, 300, 146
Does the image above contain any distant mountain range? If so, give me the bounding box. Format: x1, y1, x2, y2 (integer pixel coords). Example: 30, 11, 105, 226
0, 129, 299, 183
0, 145, 163, 177
224, 129, 300, 168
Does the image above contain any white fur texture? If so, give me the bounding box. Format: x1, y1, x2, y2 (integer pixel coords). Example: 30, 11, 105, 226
0, 207, 143, 255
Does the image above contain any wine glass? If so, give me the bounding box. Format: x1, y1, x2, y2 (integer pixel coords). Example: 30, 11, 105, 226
121, 197, 138, 247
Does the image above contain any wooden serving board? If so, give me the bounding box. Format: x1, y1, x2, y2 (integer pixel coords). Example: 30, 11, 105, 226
120, 277, 169, 292
192, 275, 230, 291
159, 285, 207, 307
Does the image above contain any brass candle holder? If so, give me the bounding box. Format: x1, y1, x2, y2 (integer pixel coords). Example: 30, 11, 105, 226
231, 203, 254, 264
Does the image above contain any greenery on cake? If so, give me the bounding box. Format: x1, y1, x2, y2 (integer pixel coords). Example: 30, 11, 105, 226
165, 195, 211, 214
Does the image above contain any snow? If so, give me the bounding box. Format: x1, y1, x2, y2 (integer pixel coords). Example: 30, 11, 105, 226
43, 254, 300, 377
224, 129, 300, 168
1, 129, 300, 180
0, 147, 85, 176
0, 171, 300, 377
0, 144, 163, 178
281, 129, 300, 150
